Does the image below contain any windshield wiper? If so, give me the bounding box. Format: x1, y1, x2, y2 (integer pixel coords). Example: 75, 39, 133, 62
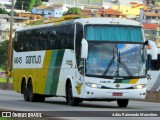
117, 51, 133, 77
103, 48, 133, 77
103, 49, 115, 76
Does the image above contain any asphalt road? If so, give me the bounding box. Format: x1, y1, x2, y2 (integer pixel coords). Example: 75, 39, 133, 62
0, 90, 160, 120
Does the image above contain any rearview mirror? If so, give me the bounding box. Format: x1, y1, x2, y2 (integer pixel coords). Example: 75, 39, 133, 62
81, 38, 88, 59
145, 40, 157, 60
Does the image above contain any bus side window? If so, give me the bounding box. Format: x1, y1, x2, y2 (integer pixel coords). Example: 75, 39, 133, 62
66, 24, 74, 50
75, 23, 83, 74
18, 32, 25, 52
14, 32, 19, 52
147, 54, 160, 70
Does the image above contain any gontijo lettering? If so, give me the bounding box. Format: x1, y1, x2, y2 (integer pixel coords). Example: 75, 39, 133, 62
26, 55, 41, 64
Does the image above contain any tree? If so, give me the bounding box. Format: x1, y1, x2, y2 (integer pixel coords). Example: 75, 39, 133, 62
0, 40, 9, 70
8, 11, 18, 16
64, 7, 81, 15
15, 0, 36, 12
35, 0, 42, 7
28, 0, 36, 11
0, 8, 8, 14
146, 0, 160, 4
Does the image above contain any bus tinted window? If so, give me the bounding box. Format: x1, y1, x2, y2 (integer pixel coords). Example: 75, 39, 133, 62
147, 54, 160, 70
75, 23, 83, 74
14, 24, 74, 52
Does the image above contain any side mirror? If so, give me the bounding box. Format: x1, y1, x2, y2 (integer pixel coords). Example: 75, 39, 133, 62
145, 40, 157, 60
81, 38, 88, 59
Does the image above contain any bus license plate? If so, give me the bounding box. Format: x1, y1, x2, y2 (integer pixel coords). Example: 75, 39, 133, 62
112, 92, 123, 96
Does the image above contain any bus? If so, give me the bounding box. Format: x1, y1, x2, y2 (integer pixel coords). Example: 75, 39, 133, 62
13, 17, 157, 107
147, 47, 160, 91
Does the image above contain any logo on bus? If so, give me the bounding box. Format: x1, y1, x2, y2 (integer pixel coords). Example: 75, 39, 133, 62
26, 55, 41, 64
116, 84, 120, 88
76, 83, 83, 94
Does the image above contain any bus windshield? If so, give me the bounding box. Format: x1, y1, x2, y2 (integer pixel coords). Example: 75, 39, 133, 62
86, 43, 146, 78
85, 25, 146, 79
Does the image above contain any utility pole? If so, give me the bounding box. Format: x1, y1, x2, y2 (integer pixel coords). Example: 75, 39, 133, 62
21, 1, 24, 12
76, 0, 78, 7
6, 0, 14, 89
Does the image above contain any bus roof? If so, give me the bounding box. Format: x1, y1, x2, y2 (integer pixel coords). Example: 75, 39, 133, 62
74, 18, 142, 26
16, 18, 142, 32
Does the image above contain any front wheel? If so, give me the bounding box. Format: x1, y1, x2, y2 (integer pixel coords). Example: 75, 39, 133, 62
117, 99, 129, 108
66, 83, 80, 106
28, 81, 37, 102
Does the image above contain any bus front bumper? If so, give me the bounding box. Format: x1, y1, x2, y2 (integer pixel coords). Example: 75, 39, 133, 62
83, 87, 146, 100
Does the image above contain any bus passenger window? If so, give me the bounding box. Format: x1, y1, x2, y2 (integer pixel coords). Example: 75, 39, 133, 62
75, 23, 83, 74
147, 54, 160, 70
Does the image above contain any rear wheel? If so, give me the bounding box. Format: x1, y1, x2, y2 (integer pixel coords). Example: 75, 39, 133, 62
23, 82, 29, 101
117, 99, 129, 108
66, 82, 80, 106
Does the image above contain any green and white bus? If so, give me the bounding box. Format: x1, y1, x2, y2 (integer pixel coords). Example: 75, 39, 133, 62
13, 18, 157, 107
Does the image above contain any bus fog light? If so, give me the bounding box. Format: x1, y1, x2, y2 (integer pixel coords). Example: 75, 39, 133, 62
86, 82, 102, 88
133, 84, 146, 89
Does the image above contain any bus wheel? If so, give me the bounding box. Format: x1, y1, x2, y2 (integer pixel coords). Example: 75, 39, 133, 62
28, 81, 37, 102
37, 95, 45, 102
117, 99, 129, 108
23, 83, 29, 101
66, 83, 79, 106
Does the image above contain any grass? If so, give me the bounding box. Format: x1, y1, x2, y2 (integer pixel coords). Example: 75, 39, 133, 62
0, 78, 13, 83
0, 118, 11, 120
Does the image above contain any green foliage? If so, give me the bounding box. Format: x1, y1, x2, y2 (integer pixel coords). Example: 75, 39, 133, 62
28, 0, 36, 11
64, 7, 81, 15
0, 8, 8, 14
35, 0, 42, 7
15, 0, 41, 12
15, 0, 23, 10
8, 11, 18, 16
28, 20, 44, 25
0, 40, 9, 70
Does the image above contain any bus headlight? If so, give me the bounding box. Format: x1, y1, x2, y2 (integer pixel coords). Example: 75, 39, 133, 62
86, 82, 102, 88
133, 84, 146, 89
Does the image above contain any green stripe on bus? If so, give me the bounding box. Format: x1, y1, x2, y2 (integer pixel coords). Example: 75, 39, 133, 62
45, 51, 58, 94
114, 79, 130, 83
45, 50, 65, 95
50, 50, 64, 95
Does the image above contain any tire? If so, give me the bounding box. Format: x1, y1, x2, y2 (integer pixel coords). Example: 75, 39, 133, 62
78, 99, 83, 103
37, 95, 45, 102
117, 99, 129, 108
23, 83, 29, 101
66, 83, 80, 106
28, 81, 37, 102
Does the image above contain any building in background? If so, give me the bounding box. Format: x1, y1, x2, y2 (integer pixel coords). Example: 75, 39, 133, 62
32, 4, 63, 18
97, 8, 125, 18
0, 14, 28, 42
142, 23, 159, 42
140, 6, 160, 24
